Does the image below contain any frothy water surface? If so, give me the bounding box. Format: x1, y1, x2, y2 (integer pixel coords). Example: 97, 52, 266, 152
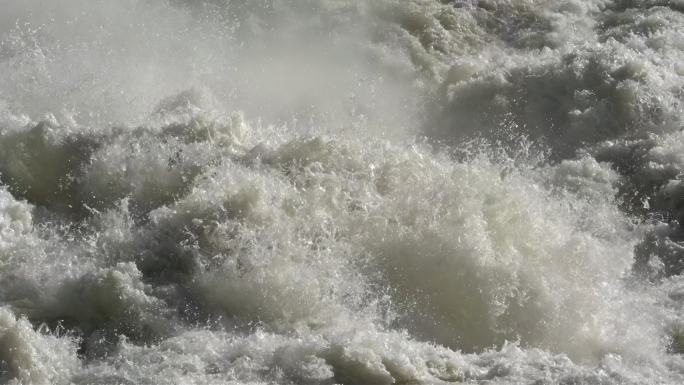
0, 0, 683, 384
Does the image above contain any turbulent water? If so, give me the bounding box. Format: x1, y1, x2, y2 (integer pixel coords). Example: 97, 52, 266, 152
0, 0, 683, 384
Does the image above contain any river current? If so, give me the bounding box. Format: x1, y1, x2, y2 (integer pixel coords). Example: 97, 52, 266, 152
0, 1, 683, 384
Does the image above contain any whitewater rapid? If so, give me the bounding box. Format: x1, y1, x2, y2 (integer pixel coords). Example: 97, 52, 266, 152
0, 0, 683, 384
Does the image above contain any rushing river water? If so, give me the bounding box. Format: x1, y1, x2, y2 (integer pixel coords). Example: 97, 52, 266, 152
0, 0, 683, 384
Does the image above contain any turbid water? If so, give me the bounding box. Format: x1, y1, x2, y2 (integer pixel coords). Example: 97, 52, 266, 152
0, 0, 683, 384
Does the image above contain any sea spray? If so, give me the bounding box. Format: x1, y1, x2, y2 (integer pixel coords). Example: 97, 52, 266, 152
0, 0, 683, 384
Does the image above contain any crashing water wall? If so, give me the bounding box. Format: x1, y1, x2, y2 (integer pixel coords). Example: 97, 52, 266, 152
0, 0, 683, 384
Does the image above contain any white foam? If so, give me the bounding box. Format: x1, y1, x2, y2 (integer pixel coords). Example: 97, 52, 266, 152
0, 0, 683, 384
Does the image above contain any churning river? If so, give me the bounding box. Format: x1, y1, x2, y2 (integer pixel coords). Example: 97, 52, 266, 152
1, 0, 684, 384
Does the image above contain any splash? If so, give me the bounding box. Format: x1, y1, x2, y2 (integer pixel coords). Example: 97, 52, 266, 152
1, 0, 684, 384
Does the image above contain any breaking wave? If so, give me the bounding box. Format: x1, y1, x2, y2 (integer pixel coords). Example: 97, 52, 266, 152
1, 0, 683, 384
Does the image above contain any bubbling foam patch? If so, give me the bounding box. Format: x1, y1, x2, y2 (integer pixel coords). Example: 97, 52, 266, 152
1, 0, 684, 384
